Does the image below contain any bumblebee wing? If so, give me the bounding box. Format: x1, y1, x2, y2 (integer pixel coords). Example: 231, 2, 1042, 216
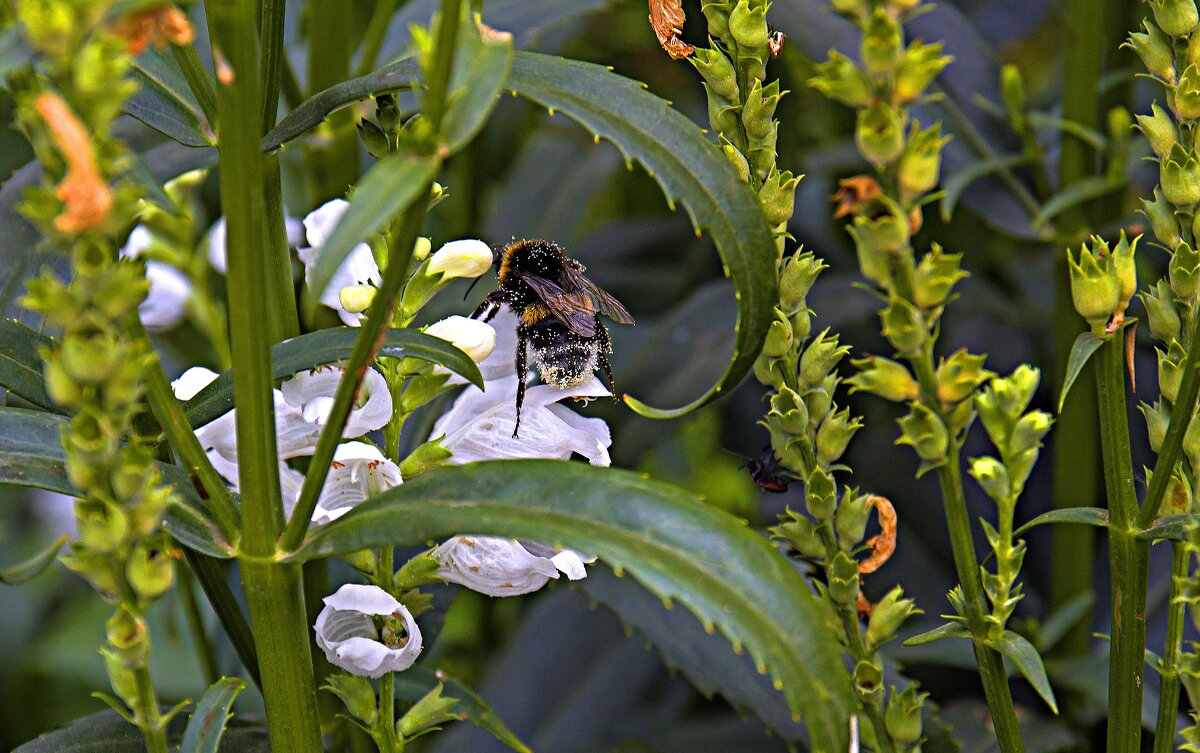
517, 271, 597, 337
562, 265, 635, 325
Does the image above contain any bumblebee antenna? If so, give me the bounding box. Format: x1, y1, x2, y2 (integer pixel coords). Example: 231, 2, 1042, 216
462, 274, 484, 301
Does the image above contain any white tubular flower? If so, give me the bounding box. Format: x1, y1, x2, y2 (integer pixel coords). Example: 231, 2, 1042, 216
313, 584, 422, 678
424, 316, 497, 364
207, 216, 303, 274
280, 364, 392, 439
297, 199, 382, 327
426, 239, 493, 279
431, 535, 592, 596
432, 375, 612, 466
121, 225, 191, 332
312, 442, 402, 525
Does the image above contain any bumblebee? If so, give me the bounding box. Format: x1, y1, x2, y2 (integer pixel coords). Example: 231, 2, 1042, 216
471, 239, 635, 436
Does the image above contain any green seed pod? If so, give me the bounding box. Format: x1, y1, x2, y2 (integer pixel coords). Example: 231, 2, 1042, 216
127, 538, 176, 601
799, 329, 850, 385
810, 51, 874, 108
1158, 341, 1187, 404
1162, 143, 1200, 206
835, 491, 873, 549
742, 79, 783, 139
759, 167, 800, 226
851, 198, 910, 255
1185, 404, 1200, 468
1066, 240, 1121, 328
690, 46, 739, 101
805, 466, 838, 521
77, 499, 128, 555
913, 244, 968, 310
106, 607, 149, 666
779, 250, 825, 312
1125, 21, 1177, 83
761, 308, 794, 358
894, 40, 951, 104
61, 332, 121, 384
885, 684, 928, 745
728, 0, 768, 49
719, 135, 751, 182
853, 658, 884, 704
935, 349, 995, 405
969, 456, 1011, 502
357, 118, 390, 159
828, 551, 861, 607
816, 407, 862, 467
1137, 103, 1180, 159
701, 0, 731, 37
1176, 64, 1200, 120
1143, 280, 1183, 342
43, 356, 82, 407
896, 402, 949, 462
847, 355, 919, 402
1112, 231, 1139, 311
856, 102, 906, 167
769, 385, 809, 435
772, 510, 827, 559
1141, 187, 1182, 248
862, 7, 903, 75
1150, 0, 1199, 37
1010, 410, 1054, 455
1142, 399, 1172, 453
704, 84, 741, 136
867, 586, 920, 650
880, 296, 926, 355
897, 121, 950, 203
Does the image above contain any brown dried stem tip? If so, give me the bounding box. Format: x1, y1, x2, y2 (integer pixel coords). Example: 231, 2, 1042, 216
649, 0, 694, 59
35, 93, 113, 235
857, 495, 897, 574
112, 5, 195, 54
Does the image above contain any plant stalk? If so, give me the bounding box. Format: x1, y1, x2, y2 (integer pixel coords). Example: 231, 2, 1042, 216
1152, 544, 1188, 753
133, 663, 169, 753
306, 0, 359, 202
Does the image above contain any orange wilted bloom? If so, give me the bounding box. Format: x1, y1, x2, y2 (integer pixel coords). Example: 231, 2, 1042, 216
857, 495, 897, 574
649, 0, 694, 59
831, 175, 883, 219
113, 5, 194, 54
35, 93, 113, 235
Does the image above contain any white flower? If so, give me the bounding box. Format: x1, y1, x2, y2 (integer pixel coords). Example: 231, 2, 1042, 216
447, 307, 522, 385
312, 442, 402, 524
280, 365, 392, 440
424, 316, 496, 364
206, 216, 304, 274
313, 584, 422, 678
426, 239, 493, 279
296, 199, 382, 327
431, 535, 591, 596
432, 374, 612, 466
121, 225, 191, 332
171, 366, 220, 400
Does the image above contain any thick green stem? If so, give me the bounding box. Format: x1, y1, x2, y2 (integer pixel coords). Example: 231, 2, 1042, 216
259, 0, 286, 134
306, 0, 359, 202
1094, 336, 1147, 753
1152, 544, 1188, 753
178, 564, 220, 686
133, 663, 168, 753
378, 546, 396, 749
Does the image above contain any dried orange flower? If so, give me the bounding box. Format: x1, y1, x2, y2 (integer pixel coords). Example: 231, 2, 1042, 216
831, 175, 883, 219
857, 495, 896, 574
113, 5, 194, 54
35, 93, 113, 235
649, 0, 694, 59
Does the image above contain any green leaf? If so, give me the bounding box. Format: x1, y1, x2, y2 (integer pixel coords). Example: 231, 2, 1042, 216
507, 52, 777, 418
262, 59, 421, 152
1058, 332, 1107, 412
303, 152, 439, 316
127, 48, 216, 147
939, 154, 1029, 222
13, 710, 270, 753
181, 677, 247, 753
393, 667, 532, 753
1032, 176, 1125, 231
0, 408, 235, 558
1137, 513, 1193, 542
903, 621, 970, 647
987, 630, 1058, 714
183, 327, 482, 427
0, 532, 67, 585
288, 460, 853, 751
0, 317, 57, 411
441, 19, 514, 152
1012, 507, 1109, 538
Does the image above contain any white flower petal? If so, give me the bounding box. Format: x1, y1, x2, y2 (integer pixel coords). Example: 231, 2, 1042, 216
550, 550, 589, 580
426, 239, 493, 279
280, 365, 392, 439
312, 441, 401, 524
206, 218, 228, 273
451, 308, 522, 384
139, 261, 191, 332
431, 536, 561, 597
425, 316, 496, 364
303, 199, 349, 248
171, 367, 220, 400
322, 583, 403, 615
313, 584, 422, 678
119, 225, 154, 259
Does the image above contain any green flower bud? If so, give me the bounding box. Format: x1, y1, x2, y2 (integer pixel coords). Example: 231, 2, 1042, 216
1066, 240, 1121, 328
847, 355, 919, 402
852, 198, 911, 257
828, 551, 861, 607
779, 251, 825, 312
1142, 399, 1172, 453
1150, 0, 1199, 37
770, 385, 809, 434
913, 244, 968, 309
856, 102, 906, 166
127, 538, 175, 601
106, 607, 149, 666
771, 509, 827, 559
897, 122, 950, 203
853, 658, 884, 703
357, 118, 390, 159
810, 51, 874, 108
835, 491, 873, 549
762, 309, 794, 358
1177, 64, 1200, 120
885, 684, 928, 745
720, 135, 751, 182
323, 675, 378, 725
397, 684, 461, 739
340, 283, 376, 314
1143, 280, 1183, 342
816, 407, 863, 467
867, 587, 920, 650
1162, 143, 1200, 206
690, 46, 739, 101
880, 296, 926, 355
1172, 240, 1200, 299
862, 7, 903, 75
975, 364, 1040, 441
1011, 410, 1054, 458
728, 0, 768, 49
77, 499, 128, 554
806, 466, 838, 521
759, 167, 800, 226
895, 40, 952, 104
701, 1, 730, 37
61, 333, 121, 384
969, 456, 1011, 501
1112, 231, 1139, 311
705, 84, 740, 136
1141, 187, 1183, 248
1138, 103, 1180, 159
1000, 65, 1026, 124
935, 349, 995, 405
743, 79, 783, 139
799, 329, 850, 385
43, 356, 82, 407
1125, 21, 1177, 83
790, 308, 812, 342
896, 402, 949, 462
1159, 340, 1187, 403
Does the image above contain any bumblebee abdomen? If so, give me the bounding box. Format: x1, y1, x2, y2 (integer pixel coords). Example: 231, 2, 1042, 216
527, 319, 599, 388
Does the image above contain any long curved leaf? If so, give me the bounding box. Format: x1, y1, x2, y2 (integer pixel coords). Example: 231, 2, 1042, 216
128, 48, 215, 147
987, 631, 1058, 714
288, 460, 854, 752
184, 327, 482, 427
1012, 507, 1109, 538
0, 408, 234, 558
0, 317, 57, 411
506, 52, 777, 418
181, 677, 247, 753
442, 18, 514, 152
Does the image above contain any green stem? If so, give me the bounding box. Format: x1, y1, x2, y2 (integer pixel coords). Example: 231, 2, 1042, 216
259, 0, 286, 134
1094, 335, 1147, 753
355, 0, 402, 77
306, 0, 359, 202
170, 43, 218, 132
178, 563, 221, 686
304, 559, 341, 731
183, 549, 261, 690
378, 546, 396, 749
1152, 544, 1188, 753
262, 154, 301, 343
133, 663, 168, 753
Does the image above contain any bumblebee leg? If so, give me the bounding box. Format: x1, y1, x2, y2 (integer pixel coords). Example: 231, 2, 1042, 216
513, 326, 529, 437
599, 354, 618, 401
471, 291, 505, 321
594, 318, 618, 401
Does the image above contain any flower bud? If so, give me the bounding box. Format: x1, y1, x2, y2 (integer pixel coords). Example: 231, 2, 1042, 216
769, 385, 809, 435
357, 118, 390, 159
427, 239, 492, 279
1171, 240, 1200, 299
397, 683, 460, 739
61, 333, 121, 384
848, 355, 919, 402
1011, 411, 1053, 462
127, 538, 176, 601
969, 456, 1011, 501
828, 551, 860, 607
810, 52, 874, 108
867, 587, 919, 649
743, 79, 783, 140
412, 235, 432, 261
856, 102, 905, 166
106, 607, 149, 665
880, 297, 926, 355
799, 329, 850, 385
913, 244, 968, 309
424, 316, 497, 365
1159, 340, 1187, 403
1142, 399, 1171, 453
1125, 21, 1177, 82
1066, 240, 1121, 328
1177, 64, 1200, 120
1138, 103, 1180, 159
761, 308, 794, 358
896, 402, 948, 462
894, 41, 951, 104
816, 407, 862, 467
339, 283, 376, 314
701, 0, 730, 37
862, 7, 903, 75
772, 510, 826, 559
885, 684, 928, 744
759, 167, 800, 226
935, 349, 995, 405
728, 0, 768, 49
806, 466, 837, 521
1143, 280, 1182, 342
1141, 187, 1182, 248
690, 46, 739, 101
1151, 0, 1199, 37
1161, 143, 1200, 206
779, 250, 825, 311
897, 122, 949, 203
